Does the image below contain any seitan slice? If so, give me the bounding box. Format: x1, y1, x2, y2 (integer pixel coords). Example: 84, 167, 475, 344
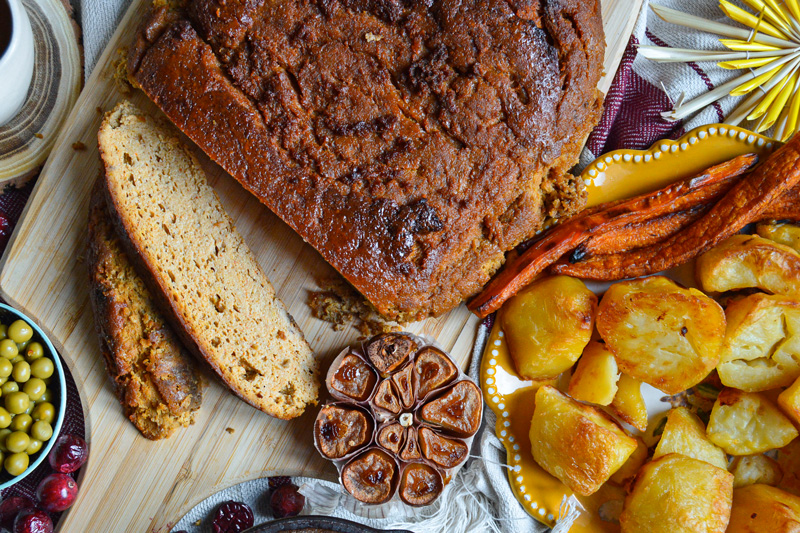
87, 179, 203, 439
97, 101, 319, 419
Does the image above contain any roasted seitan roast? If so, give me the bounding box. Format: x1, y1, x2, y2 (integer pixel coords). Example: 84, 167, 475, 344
129, 0, 606, 321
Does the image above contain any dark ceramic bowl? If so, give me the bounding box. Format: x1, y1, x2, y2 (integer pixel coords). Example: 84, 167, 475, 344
243, 516, 412, 533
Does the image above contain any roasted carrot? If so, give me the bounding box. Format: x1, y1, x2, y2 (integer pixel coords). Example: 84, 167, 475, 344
571, 205, 709, 259
552, 134, 800, 280
468, 153, 758, 317
761, 184, 800, 220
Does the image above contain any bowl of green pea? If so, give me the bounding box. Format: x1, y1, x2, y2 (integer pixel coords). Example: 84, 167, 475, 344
0, 304, 66, 490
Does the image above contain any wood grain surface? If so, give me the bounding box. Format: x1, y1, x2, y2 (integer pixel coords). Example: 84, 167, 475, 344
0, 0, 643, 530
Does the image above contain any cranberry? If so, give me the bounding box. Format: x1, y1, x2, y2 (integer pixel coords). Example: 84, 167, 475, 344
48, 435, 88, 474
35, 473, 78, 513
212, 501, 253, 533
0, 498, 35, 530
270, 484, 305, 518
12, 510, 52, 533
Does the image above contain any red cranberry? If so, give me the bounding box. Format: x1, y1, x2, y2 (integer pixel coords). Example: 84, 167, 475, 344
212, 501, 253, 533
48, 435, 88, 474
35, 473, 78, 513
12, 510, 52, 533
270, 484, 305, 518
0, 498, 35, 530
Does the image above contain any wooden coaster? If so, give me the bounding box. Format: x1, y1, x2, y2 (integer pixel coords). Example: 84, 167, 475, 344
0, 0, 81, 188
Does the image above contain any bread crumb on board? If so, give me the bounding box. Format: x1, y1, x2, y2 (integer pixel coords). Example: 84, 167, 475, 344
309, 276, 401, 337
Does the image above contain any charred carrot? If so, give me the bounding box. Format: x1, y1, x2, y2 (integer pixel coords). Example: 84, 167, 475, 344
468, 154, 758, 317
571, 205, 708, 260
761, 184, 800, 220
552, 134, 800, 280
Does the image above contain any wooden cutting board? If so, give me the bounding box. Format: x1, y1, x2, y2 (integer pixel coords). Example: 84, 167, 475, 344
0, 1, 642, 530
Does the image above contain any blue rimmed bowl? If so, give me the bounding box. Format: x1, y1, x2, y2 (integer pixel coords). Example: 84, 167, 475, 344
0, 303, 66, 490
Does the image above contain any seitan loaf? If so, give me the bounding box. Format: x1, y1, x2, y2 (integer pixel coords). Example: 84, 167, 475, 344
98, 101, 319, 419
128, 0, 606, 321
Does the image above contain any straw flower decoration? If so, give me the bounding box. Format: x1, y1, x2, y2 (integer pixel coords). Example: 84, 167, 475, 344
639, 1, 800, 141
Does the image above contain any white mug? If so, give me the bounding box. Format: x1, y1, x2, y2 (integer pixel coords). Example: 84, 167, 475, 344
0, 0, 34, 127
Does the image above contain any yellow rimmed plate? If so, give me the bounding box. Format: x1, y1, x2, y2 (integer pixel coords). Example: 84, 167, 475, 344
480, 124, 780, 531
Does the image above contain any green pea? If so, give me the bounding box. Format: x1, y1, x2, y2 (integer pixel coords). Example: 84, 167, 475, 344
30, 421, 52, 442
12, 361, 30, 383
24, 342, 43, 361
0, 408, 10, 429
5, 392, 29, 415
9, 413, 31, 432
0, 429, 12, 452
4, 452, 28, 476
24, 402, 33, 415
6, 431, 29, 454
7, 320, 32, 344
25, 439, 41, 455
30, 358, 53, 379
39, 389, 52, 403
0, 325, 7, 340
10, 356, 23, 365
1, 382, 18, 395
31, 402, 54, 424
22, 379, 45, 401
0, 339, 18, 359
15, 340, 29, 352
0, 359, 12, 379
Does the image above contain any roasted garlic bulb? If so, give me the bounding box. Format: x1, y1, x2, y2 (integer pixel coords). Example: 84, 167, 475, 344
314, 333, 481, 506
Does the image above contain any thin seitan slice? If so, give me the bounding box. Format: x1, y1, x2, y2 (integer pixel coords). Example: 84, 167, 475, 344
97, 101, 319, 419
87, 179, 203, 439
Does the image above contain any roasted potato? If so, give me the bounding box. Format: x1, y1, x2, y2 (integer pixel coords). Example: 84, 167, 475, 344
619, 454, 733, 533
653, 407, 727, 469
696, 234, 800, 298
757, 221, 800, 252
569, 341, 620, 406
609, 437, 648, 487
778, 438, 800, 496
597, 276, 726, 395
500, 276, 596, 380
730, 455, 784, 488
779, 374, 800, 426
529, 385, 637, 496
718, 293, 800, 392
610, 373, 648, 432
727, 484, 800, 533
706, 388, 798, 455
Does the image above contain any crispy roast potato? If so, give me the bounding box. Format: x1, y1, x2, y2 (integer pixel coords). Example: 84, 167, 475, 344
609, 437, 648, 487
500, 276, 596, 380
757, 222, 800, 252
727, 484, 800, 533
597, 276, 726, 395
778, 438, 800, 496
529, 385, 637, 496
569, 341, 620, 406
653, 407, 727, 469
619, 454, 733, 533
610, 373, 648, 432
730, 455, 784, 488
717, 293, 800, 391
706, 389, 798, 455
696, 234, 800, 297
779, 374, 800, 426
